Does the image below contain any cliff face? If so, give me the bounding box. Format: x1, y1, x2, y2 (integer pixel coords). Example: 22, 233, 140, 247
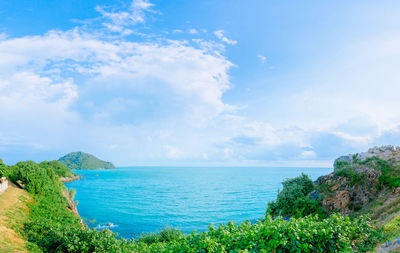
63, 188, 79, 216
316, 145, 400, 220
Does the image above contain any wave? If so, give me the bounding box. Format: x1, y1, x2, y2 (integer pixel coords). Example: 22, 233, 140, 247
96, 223, 119, 230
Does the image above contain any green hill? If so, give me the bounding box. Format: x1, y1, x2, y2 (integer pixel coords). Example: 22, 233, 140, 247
58, 151, 115, 170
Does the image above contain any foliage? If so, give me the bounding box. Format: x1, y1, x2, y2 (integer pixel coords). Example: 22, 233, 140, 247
334, 156, 400, 188
39, 160, 76, 178
2, 159, 384, 252
8, 161, 59, 194
336, 167, 364, 187
0, 158, 10, 178
334, 159, 351, 170
3, 160, 80, 251
158, 214, 382, 253
137, 226, 184, 244
58, 151, 115, 170
266, 173, 326, 218
357, 156, 400, 188
373, 157, 400, 187
24, 214, 384, 253
25, 222, 139, 252
385, 212, 400, 238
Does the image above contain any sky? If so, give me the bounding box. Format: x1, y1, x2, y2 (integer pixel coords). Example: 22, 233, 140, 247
1, 0, 400, 166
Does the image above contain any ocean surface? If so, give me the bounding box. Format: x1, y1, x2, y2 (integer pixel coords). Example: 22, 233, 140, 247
65, 166, 332, 239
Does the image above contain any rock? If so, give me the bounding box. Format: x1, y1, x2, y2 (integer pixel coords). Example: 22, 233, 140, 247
60, 175, 83, 183
316, 145, 400, 215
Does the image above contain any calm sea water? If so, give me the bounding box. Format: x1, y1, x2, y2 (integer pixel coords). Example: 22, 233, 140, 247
65, 167, 332, 239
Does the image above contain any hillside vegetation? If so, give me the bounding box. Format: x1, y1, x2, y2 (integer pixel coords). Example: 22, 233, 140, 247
0, 182, 31, 253
316, 146, 400, 229
58, 151, 115, 170
0, 147, 394, 252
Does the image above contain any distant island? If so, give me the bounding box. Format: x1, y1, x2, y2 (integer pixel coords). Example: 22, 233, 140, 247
58, 151, 115, 170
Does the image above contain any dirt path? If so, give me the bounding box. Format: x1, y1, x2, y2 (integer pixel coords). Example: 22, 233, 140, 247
376, 238, 400, 252
0, 183, 31, 253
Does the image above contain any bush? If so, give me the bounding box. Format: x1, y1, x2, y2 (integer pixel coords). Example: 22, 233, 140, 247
8, 161, 59, 194
356, 156, 400, 188
39, 160, 76, 178
162, 214, 382, 253
266, 173, 326, 218
137, 226, 184, 244
0, 158, 9, 177
336, 167, 364, 186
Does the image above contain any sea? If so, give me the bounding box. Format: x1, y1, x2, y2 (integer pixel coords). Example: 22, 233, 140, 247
65, 166, 332, 239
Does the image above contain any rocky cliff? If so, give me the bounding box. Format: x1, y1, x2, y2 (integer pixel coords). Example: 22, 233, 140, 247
316, 145, 400, 224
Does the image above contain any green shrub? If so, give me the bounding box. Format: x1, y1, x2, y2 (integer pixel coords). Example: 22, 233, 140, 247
8, 161, 58, 194
356, 156, 400, 188
334, 160, 351, 170
137, 232, 160, 244
39, 160, 76, 178
336, 167, 364, 186
162, 214, 382, 253
138, 226, 184, 244
266, 173, 325, 218
0, 158, 9, 177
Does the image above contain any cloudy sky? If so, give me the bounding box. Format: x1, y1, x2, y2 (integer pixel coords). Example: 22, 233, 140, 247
1, 0, 400, 166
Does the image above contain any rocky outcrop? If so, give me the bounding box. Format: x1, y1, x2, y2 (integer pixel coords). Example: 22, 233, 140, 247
60, 175, 83, 183
63, 188, 79, 216
316, 145, 400, 215
316, 169, 380, 214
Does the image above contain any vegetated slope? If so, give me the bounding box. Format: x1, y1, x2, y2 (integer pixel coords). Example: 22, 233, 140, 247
0, 183, 31, 253
0, 149, 390, 252
309, 145, 400, 251
268, 146, 400, 238
315, 145, 400, 232
58, 151, 115, 170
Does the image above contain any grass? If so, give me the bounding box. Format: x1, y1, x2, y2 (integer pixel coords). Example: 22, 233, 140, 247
137, 226, 184, 244
0, 185, 39, 252
371, 197, 400, 221
357, 156, 400, 188
334, 156, 400, 189
385, 212, 400, 238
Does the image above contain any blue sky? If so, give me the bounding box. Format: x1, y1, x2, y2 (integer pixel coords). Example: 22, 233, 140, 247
1, 0, 400, 166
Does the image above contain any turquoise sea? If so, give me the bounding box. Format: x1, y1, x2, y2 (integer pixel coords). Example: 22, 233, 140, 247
65, 167, 332, 239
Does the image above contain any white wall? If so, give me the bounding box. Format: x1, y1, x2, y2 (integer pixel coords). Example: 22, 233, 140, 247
0, 178, 8, 192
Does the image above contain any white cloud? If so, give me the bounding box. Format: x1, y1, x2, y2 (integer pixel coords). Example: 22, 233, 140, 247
131, 0, 154, 10
166, 145, 184, 159
258, 54, 266, 63
300, 150, 316, 159
0, 20, 235, 163
0, 29, 233, 122
2, 0, 400, 166
226, 32, 400, 162
214, 30, 237, 45
96, 0, 154, 34
0, 33, 7, 41
0, 71, 78, 152
189, 29, 198, 34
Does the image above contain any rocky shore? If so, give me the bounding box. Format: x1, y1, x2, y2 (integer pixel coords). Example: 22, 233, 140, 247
60, 175, 83, 183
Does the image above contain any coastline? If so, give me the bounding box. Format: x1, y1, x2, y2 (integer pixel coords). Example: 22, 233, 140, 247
60, 175, 83, 183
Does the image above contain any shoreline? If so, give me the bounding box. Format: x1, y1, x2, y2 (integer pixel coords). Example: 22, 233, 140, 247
60, 175, 83, 183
